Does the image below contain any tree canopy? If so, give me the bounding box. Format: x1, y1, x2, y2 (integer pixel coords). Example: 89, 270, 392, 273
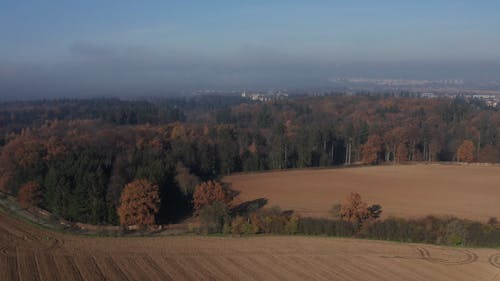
193, 181, 231, 213
1, 95, 498, 225
117, 179, 160, 227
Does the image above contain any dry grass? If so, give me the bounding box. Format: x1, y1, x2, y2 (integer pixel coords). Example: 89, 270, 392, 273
226, 164, 500, 221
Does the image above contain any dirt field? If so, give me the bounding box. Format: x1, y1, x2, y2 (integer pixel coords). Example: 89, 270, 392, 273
1, 211, 500, 281
226, 164, 500, 221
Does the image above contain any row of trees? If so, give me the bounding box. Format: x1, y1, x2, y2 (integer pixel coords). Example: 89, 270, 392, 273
298, 193, 499, 247
298, 214, 500, 247
361, 137, 477, 164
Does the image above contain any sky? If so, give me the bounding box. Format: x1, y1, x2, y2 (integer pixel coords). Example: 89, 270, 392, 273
1, 1, 500, 99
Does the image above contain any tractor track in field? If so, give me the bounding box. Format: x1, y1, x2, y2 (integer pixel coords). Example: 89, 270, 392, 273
1, 208, 500, 281
416, 247, 478, 265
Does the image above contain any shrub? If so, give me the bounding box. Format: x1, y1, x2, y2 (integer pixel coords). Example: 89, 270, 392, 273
360, 217, 413, 242
297, 215, 500, 248
297, 217, 356, 237
199, 201, 230, 234
231, 216, 257, 235
250, 206, 288, 234
231, 216, 246, 235
222, 222, 231, 235
334, 219, 356, 237
285, 214, 300, 235
187, 223, 197, 233
330, 203, 342, 218
297, 217, 323, 235
245, 222, 258, 234
472, 225, 500, 247
445, 220, 467, 246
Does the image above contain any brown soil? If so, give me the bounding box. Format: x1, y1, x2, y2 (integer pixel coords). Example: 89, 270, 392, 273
226, 164, 500, 221
1, 211, 500, 280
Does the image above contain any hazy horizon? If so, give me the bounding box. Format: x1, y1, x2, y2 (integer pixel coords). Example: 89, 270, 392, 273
2, 1, 500, 100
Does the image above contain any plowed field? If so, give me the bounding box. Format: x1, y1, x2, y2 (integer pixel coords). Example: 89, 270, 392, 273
1, 211, 500, 280
226, 164, 500, 220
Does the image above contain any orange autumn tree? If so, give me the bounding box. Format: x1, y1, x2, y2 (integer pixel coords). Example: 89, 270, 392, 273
457, 140, 474, 163
361, 135, 383, 164
117, 179, 160, 227
193, 180, 230, 213
17, 181, 43, 209
0, 134, 44, 193
340, 192, 370, 224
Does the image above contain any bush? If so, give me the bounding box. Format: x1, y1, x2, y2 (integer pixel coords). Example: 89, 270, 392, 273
296, 215, 500, 248
231, 216, 246, 235
187, 223, 197, 233
249, 206, 289, 234
297, 218, 323, 235
297, 217, 356, 237
222, 222, 231, 235
360, 217, 414, 242
330, 203, 341, 218
231, 216, 257, 235
199, 201, 230, 234
445, 220, 467, 246
285, 214, 300, 235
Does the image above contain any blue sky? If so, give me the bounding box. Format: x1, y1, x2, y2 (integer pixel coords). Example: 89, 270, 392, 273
1, 1, 500, 98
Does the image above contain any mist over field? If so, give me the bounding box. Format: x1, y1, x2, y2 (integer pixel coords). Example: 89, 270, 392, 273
2, 56, 500, 100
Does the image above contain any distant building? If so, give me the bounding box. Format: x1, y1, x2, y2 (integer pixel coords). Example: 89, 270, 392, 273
241, 91, 288, 102
421, 92, 437, 98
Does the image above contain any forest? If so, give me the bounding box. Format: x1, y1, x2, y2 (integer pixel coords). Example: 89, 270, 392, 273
0, 94, 499, 226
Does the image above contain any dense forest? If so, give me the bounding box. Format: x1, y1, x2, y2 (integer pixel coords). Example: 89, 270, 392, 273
0, 94, 499, 225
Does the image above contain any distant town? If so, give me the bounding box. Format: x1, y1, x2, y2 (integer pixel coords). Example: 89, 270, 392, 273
191, 77, 500, 107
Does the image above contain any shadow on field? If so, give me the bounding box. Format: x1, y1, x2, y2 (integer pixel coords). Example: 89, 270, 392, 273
231, 198, 268, 216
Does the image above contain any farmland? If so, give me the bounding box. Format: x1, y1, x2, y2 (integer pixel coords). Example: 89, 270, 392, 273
226, 164, 500, 221
1, 211, 500, 281
2, 164, 500, 280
